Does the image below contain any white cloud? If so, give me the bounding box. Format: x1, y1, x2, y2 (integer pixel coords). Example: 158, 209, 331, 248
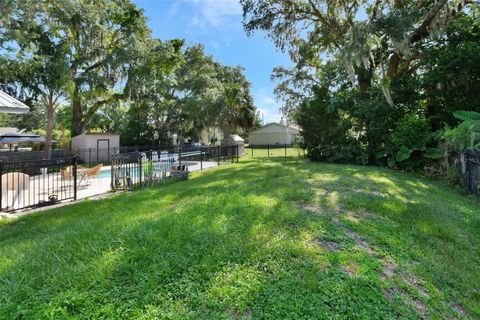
168, 1, 182, 18
188, 0, 242, 28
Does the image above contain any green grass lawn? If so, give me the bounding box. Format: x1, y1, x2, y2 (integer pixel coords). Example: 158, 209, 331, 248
244, 146, 305, 158
1, 158, 479, 319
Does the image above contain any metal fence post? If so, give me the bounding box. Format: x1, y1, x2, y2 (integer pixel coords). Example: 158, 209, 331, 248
200, 147, 203, 170
267, 144, 270, 158
251, 145, 253, 157
111, 156, 115, 191
285, 143, 287, 158
237, 144, 239, 163
138, 153, 142, 186
72, 155, 78, 200
89, 148, 92, 164
179, 147, 182, 168
217, 145, 220, 166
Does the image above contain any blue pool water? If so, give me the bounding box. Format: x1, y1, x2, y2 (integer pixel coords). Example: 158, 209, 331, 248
98, 161, 199, 179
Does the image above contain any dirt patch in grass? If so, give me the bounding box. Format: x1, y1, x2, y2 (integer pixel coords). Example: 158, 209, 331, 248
228, 308, 252, 320
301, 203, 321, 212
412, 298, 427, 316
384, 287, 427, 317
452, 303, 467, 318
402, 273, 430, 300
331, 217, 340, 224
342, 263, 359, 277
346, 229, 374, 254
382, 261, 398, 279
316, 239, 341, 252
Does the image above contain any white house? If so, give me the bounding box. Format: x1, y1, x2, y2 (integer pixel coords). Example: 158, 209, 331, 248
248, 123, 300, 146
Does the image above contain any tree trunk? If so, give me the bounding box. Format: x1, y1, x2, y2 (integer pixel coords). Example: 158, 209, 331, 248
71, 84, 84, 137
357, 67, 373, 93
222, 126, 231, 145
44, 104, 55, 160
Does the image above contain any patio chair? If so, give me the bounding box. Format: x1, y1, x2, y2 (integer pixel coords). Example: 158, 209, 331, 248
61, 166, 87, 187
1, 172, 30, 210
61, 166, 73, 181
83, 164, 103, 185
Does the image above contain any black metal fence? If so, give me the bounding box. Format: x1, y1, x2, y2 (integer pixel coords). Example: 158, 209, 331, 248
0, 149, 73, 163
246, 144, 305, 158
73, 145, 174, 165
458, 150, 480, 201
0, 156, 77, 212
111, 145, 239, 191
0, 145, 240, 212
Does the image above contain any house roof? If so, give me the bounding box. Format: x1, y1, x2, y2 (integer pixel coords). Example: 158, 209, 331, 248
0, 91, 30, 114
0, 131, 46, 144
0, 127, 23, 135
249, 122, 300, 134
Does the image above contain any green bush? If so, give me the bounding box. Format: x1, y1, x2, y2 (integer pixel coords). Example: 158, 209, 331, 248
388, 114, 429, 150
295, 87, 368, 163
443, 111, 480, 151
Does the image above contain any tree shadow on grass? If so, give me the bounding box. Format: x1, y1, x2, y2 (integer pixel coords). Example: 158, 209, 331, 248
0, 158, 478, 318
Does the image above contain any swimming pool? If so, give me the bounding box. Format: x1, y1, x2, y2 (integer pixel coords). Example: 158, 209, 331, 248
97, 161, 199, 179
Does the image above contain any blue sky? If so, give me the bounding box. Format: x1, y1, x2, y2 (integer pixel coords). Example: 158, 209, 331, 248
132, 0, 291, 123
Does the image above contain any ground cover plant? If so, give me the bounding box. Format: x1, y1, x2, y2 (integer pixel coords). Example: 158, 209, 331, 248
1, 158, 479, 319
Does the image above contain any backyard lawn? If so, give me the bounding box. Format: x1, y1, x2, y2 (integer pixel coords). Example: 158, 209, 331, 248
0, 158, 479, 319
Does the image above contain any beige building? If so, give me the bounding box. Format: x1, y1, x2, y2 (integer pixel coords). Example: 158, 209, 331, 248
248, 123, 300, 146
71, 133, 120, 163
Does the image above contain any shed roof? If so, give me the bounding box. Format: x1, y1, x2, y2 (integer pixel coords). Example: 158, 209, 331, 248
0, 91, 30, 114
230, 134, 244, 142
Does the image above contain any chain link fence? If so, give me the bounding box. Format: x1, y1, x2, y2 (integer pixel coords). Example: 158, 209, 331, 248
245, 144, 306, 158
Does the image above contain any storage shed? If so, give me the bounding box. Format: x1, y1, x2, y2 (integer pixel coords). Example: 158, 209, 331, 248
71, 133, 120, 163
221, 134, 244, 155
248, 123, 300, 146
